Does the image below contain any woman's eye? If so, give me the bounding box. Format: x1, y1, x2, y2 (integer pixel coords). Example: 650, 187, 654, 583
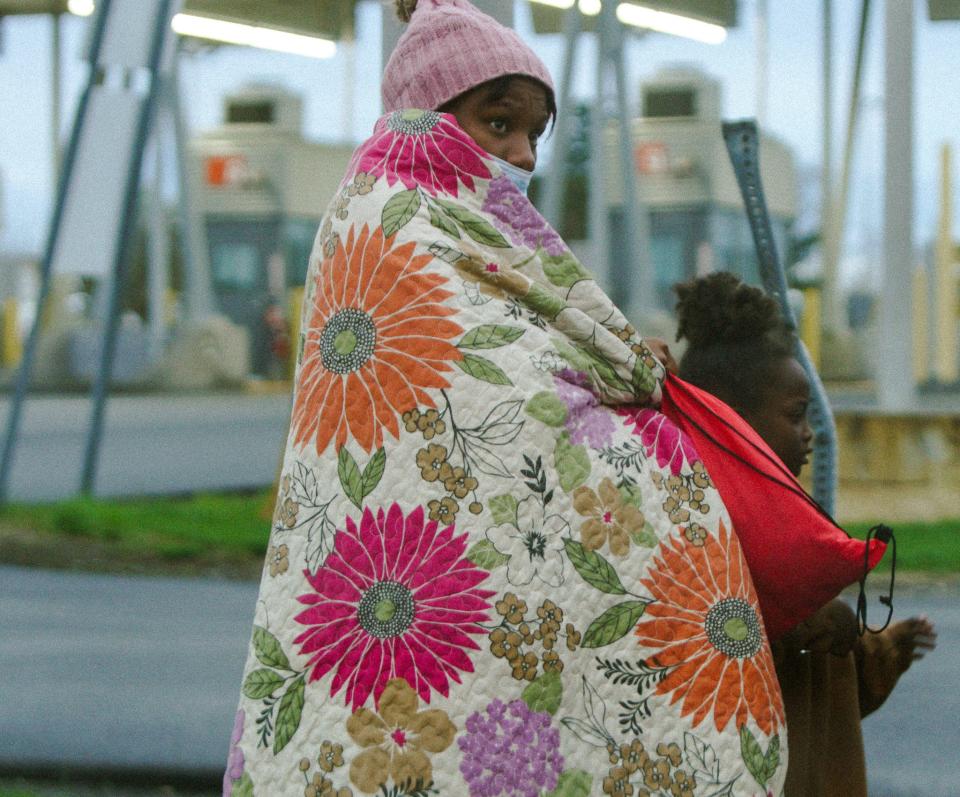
490, 119, 507, 133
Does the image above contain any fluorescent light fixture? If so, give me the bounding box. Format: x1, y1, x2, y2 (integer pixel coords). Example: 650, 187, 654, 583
615, 2, 727, 43
67, 0, 94, 16
578, 0, 602, 16
529, 0, 576, 9
68, 3, 336, 59
171, 13, 336, 58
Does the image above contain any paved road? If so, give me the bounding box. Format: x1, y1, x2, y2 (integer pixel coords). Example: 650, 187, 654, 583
0, 566, 957, 794
0, 566, 257, 777
0, 393, 291, 501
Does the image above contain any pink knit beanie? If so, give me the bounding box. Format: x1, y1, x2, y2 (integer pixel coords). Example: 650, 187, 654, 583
382, 0, 554, 112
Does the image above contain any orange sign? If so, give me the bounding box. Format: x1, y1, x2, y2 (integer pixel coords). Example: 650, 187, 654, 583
205, 154, 249, 186
635, 142, 669, 175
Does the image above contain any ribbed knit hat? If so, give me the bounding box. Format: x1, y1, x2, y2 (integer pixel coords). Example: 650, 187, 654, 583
382, 0, 554, 113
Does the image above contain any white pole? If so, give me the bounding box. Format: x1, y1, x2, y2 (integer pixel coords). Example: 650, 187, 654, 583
878, 0, 914, 409
755, 0, 768, 127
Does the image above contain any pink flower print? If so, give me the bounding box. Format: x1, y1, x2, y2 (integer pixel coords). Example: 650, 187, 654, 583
348, 110, 491, 197
294, 503, 494, 711
620, 407, 699, 475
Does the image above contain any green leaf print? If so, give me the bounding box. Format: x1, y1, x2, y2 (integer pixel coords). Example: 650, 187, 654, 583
338, 447, 364, 509
242, 668, 287, 700
631, 521, 659, 548
435, 198, 510, 247
524, 283, 566, 321
763, 734, 781, 784
488, 493, 519, 525
631, 355, 658, 397
563, 539, 627, 595
581, 600, 648, 648
232, 773, 254, 797
381, 189, 421, 237
466, 539, 510, 570
273, 674, 306, 754
455, 353, 513, 386
576, 345, 630, 394
541, 252, 591, 289
458, 324, 525, 349
545, 770, 592, 797
739, 725, 778, 788
361, 448, 387, 499
525, 391, 568, 427
428, 202, 460, 239
554, 436, 591, 492
252, 626, 291, 670
522, 671, 563, 715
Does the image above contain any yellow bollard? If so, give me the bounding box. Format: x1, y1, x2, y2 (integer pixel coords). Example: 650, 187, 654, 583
1, 297, 22, 368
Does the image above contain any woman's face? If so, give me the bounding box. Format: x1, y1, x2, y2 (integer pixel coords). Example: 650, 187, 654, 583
741, 357, 814, 477
442, 77, 551, 173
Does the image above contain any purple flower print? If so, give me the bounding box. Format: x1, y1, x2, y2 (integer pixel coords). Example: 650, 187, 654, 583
458, 699, 564, 797
482, 176, 567, 256
222, 709, 245, 796
554, 374, 616, 449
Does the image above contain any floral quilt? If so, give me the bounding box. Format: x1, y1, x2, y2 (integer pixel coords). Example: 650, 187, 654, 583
224, 109, 787, 797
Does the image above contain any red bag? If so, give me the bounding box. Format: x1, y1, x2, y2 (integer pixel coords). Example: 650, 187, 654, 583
659, 375, 887, 640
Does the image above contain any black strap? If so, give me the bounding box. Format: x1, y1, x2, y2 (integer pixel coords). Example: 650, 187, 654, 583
857, 524, 896, 635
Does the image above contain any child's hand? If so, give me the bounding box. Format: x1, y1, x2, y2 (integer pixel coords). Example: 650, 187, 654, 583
885, 614, 937, 674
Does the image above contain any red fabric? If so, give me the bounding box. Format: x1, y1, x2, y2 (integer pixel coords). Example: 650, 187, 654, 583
660, 375, 887, 641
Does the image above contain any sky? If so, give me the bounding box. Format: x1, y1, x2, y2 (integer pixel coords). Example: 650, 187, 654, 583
0, 0, 958, 290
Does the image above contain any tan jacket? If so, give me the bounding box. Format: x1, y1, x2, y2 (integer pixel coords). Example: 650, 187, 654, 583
774, 601, 909, 797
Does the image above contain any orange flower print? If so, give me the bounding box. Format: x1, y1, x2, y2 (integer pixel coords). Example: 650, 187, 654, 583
634, 520, 783, 736
293, 224, 463, 455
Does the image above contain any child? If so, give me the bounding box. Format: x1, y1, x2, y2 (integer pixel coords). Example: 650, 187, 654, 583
673, 271, 937, 797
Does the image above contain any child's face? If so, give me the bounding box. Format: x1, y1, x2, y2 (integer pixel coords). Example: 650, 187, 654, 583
443, 77, 551, 173
742, 357, 814, 477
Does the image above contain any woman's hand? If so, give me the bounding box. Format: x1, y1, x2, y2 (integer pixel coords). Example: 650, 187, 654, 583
645, 337, 679, 375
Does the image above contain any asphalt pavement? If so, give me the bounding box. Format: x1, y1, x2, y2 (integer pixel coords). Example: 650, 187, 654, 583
0, 393, 291, 502
0, 565, 957, 794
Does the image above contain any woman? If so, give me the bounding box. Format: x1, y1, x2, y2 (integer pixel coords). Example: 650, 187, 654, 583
223, 3, 787, 795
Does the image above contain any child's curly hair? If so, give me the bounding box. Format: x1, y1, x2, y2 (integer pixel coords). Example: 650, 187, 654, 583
674, 271, 796, 413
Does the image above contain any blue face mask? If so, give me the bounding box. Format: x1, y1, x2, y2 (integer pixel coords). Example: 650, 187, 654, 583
490, 154, 534, 196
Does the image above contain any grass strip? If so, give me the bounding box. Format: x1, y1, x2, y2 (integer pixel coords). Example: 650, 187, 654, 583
0, 491, 273, 559
846, 519, 960, 573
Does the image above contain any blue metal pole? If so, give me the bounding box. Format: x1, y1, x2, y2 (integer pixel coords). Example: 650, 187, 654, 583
80, 0, 175, 495
722, 120, 838, 514
0, 0, 114, 503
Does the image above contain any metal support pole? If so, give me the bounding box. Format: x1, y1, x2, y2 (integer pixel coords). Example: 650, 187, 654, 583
147, 137, 169, 360
51, 12, 62, 184
169, 43, 211, 321
589, 9, 610, 297
755, 0, 768, 127
80, 0, 175, 495
821, 0, 837, 332
611, 14, 651, 315
723, 120, 838, 514
878, 0, 914, 410
823, 0, 872, 334
0, 0, 113, 503
542, 6, 581, 230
